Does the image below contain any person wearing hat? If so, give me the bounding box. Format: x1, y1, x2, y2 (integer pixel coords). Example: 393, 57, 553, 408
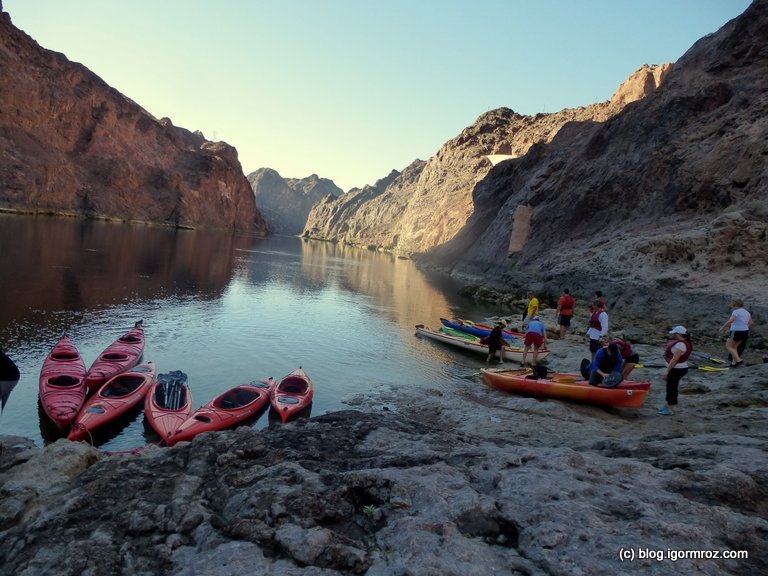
521, 316, 547, 367
659, 326, 693, 416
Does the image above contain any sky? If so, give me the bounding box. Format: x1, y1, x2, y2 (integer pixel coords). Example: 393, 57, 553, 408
4, 0, 752, 192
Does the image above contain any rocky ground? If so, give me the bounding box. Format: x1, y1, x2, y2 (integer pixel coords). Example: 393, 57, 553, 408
1, 329, 766, 576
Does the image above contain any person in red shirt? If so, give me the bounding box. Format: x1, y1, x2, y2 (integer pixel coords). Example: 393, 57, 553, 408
555, 288, 575, 339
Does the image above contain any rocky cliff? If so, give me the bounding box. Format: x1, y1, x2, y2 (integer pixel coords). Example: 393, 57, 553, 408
247, 168, 342, 235
304, 64, 669, 254
0, 3, 267, 232
428, 0, 767, 309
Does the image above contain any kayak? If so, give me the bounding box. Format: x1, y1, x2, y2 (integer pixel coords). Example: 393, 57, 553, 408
84, 320, 145, 395
440, 318, 523, 341
415, 325, 550, 363
167, 380, 272, 446
440, 326, 481, 340
271, 367, 314, 423
481, 368, 651, 408
144, 370, 193, 444
68, 362, 156, 442
38, 336, 88, 430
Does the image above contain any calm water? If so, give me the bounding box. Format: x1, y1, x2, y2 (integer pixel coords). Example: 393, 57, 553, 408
0, 214, 501, 450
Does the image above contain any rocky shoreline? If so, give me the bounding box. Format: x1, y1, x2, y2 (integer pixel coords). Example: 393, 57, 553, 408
1, 325, 766, 575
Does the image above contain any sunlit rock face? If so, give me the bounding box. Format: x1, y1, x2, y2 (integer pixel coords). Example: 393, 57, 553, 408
303, 63, 666, 256
431, 0, 767, 308
247, 168, 342, 235
0, 4, 267, 233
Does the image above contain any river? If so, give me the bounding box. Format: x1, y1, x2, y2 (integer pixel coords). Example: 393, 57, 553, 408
0, 214, 510, 450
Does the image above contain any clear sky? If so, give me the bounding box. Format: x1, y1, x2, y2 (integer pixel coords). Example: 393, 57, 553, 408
4, 0, 752, 192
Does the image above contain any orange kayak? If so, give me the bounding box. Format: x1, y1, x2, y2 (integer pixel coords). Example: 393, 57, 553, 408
481, 368, 651, 408
144, 370, 193, 444
271, 367, 313, 423
38, 336, 88, 430
68, 362, 156, 442
167, 380, 272, 446
84, 320, 145, 396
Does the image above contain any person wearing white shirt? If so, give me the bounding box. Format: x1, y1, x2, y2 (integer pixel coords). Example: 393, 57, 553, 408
658, 326, 693, 416
720, 299, 753, 366
586, 301, 609, 361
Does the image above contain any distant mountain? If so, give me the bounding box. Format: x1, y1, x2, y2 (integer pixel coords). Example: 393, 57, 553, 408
247, 168, 342, 235
0, 2, 267, 232
304, 168, 411, 246
304, 64, 668, 254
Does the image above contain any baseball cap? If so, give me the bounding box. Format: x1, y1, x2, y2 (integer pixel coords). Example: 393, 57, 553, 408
669, 326, 688, 335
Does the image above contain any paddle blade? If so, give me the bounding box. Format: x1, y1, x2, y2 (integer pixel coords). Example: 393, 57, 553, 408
0, 349, 19, 381
1, 379, 19, 413
603, 373, 624, 388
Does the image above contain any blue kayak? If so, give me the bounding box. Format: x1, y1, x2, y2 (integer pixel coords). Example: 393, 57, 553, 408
439, 318, 523, 341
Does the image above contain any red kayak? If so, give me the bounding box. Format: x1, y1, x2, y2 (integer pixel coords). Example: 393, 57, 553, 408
144, 370, 194, 444
68, 362, 157, 442
167, 380, 272, 446
84, 320, 145, 396
271, 367, 313, 423
39, 336, 88, 430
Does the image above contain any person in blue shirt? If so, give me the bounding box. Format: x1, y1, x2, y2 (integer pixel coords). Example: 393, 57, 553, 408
588, 342, 624, 386
521, 316, 547, 366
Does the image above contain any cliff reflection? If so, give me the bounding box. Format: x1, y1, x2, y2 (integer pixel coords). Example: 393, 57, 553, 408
0, 215, 248, 340
298, 240, 456, 328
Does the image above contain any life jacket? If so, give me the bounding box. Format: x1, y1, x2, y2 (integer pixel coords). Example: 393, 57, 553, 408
560, 294, 575, 314
588, 310, 603, 330
664, 339, 692, 363
609, 339, 633, 358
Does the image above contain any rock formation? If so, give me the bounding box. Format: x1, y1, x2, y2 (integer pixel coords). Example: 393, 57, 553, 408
247, 168, 342, 235
304, 64, 669, 255
0, 3, 267, 232
2, 346, 767, 575
428, 0, 767, 311
306, 165, 422, 249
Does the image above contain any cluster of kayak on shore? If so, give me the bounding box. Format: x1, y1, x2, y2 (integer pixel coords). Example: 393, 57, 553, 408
38, 320, 314, 447
415, 318, 651, 409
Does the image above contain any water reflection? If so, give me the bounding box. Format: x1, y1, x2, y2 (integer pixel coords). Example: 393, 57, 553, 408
0, 214, 251, 347
0, 216, 497, 451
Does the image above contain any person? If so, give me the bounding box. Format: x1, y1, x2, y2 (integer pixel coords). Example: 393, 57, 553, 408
719, 299, 753, 366
485, 322, 508, 366
588, 342, 624, 386
608, 337, 640, 379
521, 316, 548, 366
658, 326, 693, 416
589, 291, 607, 313
555, 288, 575, 339
523, 291, 539, 326
586, 300, 609, 362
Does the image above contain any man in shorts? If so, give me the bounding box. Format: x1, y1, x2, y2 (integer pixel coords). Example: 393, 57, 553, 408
521, 316, 547, 367
555, 288, 575, 339
720, 299, 753, 366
